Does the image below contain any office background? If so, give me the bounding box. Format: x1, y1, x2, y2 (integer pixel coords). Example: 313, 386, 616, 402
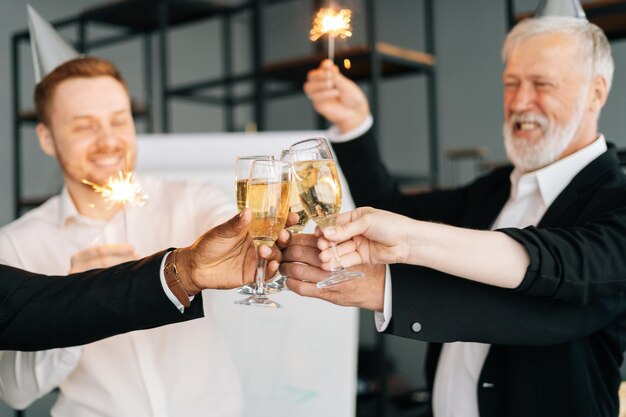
0, 0, 625, 416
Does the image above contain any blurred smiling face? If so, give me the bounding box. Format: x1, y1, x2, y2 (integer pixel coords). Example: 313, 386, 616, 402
502, 32, 591, 172
38, 76, 136, 189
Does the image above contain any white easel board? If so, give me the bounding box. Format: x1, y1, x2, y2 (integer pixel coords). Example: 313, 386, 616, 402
136, 131, 358, 417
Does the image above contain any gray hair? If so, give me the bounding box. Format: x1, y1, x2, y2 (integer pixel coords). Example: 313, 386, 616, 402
502, 17, 614, 92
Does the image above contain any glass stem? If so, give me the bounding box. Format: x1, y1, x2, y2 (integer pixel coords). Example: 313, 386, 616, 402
255, 258, 268, 296
329, 242, 345, 273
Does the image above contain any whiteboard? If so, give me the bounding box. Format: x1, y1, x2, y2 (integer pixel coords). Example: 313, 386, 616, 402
136, 131, 359, 417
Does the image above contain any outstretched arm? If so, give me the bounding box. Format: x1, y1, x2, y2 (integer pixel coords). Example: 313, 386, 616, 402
318, 207, 530, 289
319, 205, 626, 305
279, 227, 626, 346
0, 210, 280, 351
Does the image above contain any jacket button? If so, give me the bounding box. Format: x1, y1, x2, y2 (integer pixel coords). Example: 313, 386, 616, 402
411, 322, 422, 333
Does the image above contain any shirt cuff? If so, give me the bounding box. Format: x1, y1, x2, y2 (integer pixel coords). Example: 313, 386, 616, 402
326, 115, 373, 143
160, 251, 195, 313
374, 265, 393, 332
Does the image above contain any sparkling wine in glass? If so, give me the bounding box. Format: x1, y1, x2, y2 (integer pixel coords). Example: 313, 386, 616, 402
289, 137, 364, 288
235, 155, 274, 295
266, 149, 311, 292
283, 150, 311, 234
235, 160, 291, 308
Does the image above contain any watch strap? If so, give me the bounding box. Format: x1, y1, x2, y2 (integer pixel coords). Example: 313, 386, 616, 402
164, 249, 191, 308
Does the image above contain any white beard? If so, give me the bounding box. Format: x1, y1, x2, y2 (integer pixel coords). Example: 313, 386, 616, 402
503, 98, 586, 172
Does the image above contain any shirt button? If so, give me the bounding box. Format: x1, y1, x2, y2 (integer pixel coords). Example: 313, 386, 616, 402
411, 322, 422, 333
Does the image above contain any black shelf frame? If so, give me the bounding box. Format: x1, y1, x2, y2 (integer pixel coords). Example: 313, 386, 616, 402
12, 0, 440, 216
161, 0, 439, 186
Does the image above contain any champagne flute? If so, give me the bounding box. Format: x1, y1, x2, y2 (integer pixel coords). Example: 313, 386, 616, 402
235, 155, 274, 295
289, 137, 364, 288
235, 160, 291, 308
266, 149, 311, 292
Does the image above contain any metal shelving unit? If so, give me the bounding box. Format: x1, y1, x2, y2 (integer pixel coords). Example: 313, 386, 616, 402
11, 0, 439, 214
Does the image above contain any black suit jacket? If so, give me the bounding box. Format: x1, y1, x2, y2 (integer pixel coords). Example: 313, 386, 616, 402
0, 251, 203, 351
333, 129, 626, 417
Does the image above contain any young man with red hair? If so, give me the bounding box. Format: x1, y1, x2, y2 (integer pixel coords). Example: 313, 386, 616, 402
0, 57, 243, 417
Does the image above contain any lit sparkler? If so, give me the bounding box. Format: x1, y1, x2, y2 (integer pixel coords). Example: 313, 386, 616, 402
82, 171, 148, 242
82, 171, 148, 209
310, 7, 353, 62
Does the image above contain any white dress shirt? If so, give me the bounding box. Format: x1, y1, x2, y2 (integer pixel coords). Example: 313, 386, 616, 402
0, 176, 243, 417
327, 120, 608, 416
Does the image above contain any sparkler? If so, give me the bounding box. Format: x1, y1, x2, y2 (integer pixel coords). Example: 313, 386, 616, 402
82, 171, 148, 242
82, 171, 148, 209
310, 7, 353, 62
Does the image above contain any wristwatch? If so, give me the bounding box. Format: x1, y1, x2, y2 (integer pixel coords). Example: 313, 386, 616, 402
163, 249, 191, 308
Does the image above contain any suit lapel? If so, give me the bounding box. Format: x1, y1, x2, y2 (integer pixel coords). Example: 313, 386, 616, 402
537, 186, 580, 227
538, 146, 618, 228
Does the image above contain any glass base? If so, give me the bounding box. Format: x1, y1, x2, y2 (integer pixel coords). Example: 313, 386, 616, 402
234, 295, 282, 308
265, 275, 289, 293
235, 283, 256, 295
316, 270, 365, 289
236, 282, 279, 295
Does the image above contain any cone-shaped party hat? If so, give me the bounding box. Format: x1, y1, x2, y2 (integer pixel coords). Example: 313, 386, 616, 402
27, 4, 80, 83
535, 0, 586, 19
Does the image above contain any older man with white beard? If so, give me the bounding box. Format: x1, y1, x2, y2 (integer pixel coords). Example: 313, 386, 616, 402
283, 16, 626, 417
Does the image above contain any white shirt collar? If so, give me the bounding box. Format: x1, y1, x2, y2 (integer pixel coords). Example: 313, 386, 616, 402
509, 135, 608, 207
58, 186, 113, 229
58, 186, 81, 227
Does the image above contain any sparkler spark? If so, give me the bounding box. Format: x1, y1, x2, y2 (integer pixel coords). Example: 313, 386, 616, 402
82, 171, 148, 209
309, 8, 353, 42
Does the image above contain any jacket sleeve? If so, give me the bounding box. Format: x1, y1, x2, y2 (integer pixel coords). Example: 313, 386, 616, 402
385, 264, 625, 346
500, 206, 626, 305
0, 252, 204, 351
0, 234, 81, 408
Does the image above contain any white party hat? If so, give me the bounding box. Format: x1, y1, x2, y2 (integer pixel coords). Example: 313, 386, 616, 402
535, 0, 586, 19
27, 4, 80, 83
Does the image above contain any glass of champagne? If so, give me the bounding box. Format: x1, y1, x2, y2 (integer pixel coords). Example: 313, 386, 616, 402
235, 155, 274, 295
289, 137, 364, 288
266, 149, 311, 292
235, 160, 291, 308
